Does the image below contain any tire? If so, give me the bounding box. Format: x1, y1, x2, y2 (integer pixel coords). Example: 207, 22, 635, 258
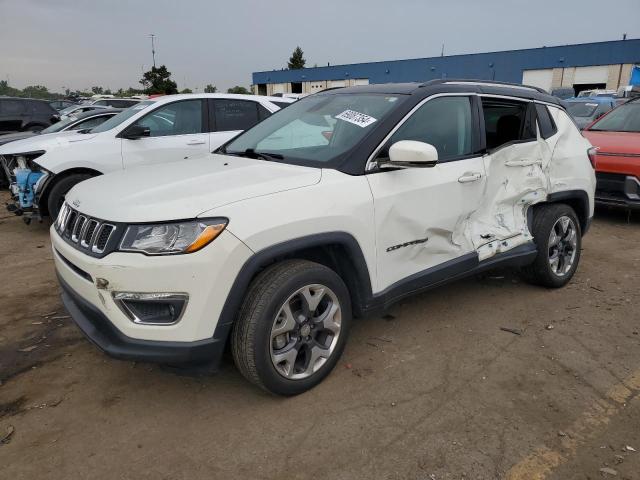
232, 259, 352, 396
25, 124, 44, 132
46, 173, 93, 219
521, 203, 582, 288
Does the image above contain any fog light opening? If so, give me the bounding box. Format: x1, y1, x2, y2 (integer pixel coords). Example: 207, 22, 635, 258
112, 292, 188, 326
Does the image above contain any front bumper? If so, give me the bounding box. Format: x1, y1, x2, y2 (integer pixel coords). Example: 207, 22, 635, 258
52, 223, 254, 363
59, 273, 226, 364
595, 172, 640, 210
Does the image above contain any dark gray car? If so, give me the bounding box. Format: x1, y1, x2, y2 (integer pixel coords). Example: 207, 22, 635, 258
0, 97, 59, 133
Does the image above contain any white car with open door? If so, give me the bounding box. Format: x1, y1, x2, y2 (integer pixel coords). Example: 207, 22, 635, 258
0, 93, 294, 222
51, 81, 595, 395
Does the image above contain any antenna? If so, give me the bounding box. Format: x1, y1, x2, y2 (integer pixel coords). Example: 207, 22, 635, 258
149, 34, 156, 68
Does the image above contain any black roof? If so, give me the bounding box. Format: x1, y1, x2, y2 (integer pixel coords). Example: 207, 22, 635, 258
320, 79, 562, 106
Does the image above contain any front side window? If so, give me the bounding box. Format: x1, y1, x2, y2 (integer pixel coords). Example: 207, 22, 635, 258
213, 100, 261, 132
381, 96, 474, 161
224, 93, 401, 166
589, 101, 640, 133
134, 100, 204, 137
566, 102, 599, 118
482, 98, 535, 150
73, 115, 111, 130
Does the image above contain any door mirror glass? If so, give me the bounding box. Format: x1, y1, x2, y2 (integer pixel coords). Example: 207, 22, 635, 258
386, 140, 438, 167
122, 124, 150, 140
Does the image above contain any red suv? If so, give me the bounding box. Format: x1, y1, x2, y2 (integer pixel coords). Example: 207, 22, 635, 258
582, 98, 640, 209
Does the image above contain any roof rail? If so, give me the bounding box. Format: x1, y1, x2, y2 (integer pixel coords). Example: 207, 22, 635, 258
420, 79, 549, 95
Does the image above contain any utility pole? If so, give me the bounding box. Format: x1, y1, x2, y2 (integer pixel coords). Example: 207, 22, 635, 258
149, 34, 156, 68
441, 43, 445, 57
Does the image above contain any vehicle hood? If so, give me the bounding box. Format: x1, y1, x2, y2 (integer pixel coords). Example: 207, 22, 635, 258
0, 130, 98, 155
66, 154, 322, 222
0, 131, 38, 147
583, 130, 640, 155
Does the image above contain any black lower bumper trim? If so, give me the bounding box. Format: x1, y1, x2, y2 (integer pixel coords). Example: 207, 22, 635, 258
57, 273, 227, 366
595, 194, 640, 210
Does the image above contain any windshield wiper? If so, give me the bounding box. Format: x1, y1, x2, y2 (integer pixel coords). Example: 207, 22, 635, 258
226, 148, 284, 161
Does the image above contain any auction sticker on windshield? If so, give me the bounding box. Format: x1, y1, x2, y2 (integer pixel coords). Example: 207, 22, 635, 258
335, 110, 377, 128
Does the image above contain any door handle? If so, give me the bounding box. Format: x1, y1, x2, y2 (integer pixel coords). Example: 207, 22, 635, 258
458, 172, 482, 183
187, 139, 206, 145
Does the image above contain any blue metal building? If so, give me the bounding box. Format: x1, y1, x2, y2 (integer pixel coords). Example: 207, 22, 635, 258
252, 39, 640, 95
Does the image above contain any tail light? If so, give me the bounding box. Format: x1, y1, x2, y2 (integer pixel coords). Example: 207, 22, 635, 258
587, 146, 598, 169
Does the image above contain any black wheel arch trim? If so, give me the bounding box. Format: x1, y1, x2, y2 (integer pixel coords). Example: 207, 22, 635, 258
213, 232, 374, 339
543, 189, 592, 235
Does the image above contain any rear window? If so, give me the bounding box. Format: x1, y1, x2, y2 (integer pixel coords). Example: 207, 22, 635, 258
535, 104, 558, 139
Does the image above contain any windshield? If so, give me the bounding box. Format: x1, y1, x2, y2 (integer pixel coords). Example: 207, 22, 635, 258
90, 101, 154, 133
223, 94, 401, 166
59, 105, 80, 116
590, 101, 640, 133
566, 102, 599, 118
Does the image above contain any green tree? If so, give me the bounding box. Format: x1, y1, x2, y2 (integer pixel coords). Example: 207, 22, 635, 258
139, 65, 178, 95
227, 85, 250, 94
0, 80, 21, 97
104, 88, 112, 95
180, 88, 193, 94
288, 46, 306, 69
204, 84, 217, 93
21, 85, 50, 99
91, 86, 104, 95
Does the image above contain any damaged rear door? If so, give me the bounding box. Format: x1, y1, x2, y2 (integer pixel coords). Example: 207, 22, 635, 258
367, 94, 486, 291
462, 97, 550, 261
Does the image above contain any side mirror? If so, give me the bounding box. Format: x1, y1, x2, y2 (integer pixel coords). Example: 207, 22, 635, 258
383, 140, 438, 168
121, 124, 150, 140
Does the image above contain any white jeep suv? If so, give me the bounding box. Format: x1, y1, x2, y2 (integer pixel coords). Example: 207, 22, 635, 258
0, 93, 294, 221
51, 81, 596, 395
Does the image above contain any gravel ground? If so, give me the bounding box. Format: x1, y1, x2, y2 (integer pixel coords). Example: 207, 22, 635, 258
1, 190, 639, 480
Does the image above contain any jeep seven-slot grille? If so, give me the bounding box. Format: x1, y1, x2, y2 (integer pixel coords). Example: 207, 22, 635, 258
55, 203, 116, 255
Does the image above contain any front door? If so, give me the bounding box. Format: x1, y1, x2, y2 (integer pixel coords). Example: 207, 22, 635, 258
367, 95, 486, 292
121, 99, 209, 168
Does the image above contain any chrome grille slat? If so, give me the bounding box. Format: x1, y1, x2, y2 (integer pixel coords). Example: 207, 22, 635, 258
72, 216, 86, 242
56, 203, 116, 255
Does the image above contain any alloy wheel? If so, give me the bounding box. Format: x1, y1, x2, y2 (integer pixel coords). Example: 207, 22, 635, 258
269, 284, 342, 380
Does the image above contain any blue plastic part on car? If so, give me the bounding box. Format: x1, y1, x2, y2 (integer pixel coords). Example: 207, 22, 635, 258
14, 168, 45, 209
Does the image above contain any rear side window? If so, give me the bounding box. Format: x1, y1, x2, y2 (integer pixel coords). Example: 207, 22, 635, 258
212, 100, 260, 132
481, 98, 535, 150
535, 104, 557, 139
29, 101, 55, 115
0, 100, 25, 115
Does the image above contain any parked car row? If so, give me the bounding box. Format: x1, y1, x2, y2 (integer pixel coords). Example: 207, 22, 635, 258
0, 81, 601, 395
1, 94, 294, 220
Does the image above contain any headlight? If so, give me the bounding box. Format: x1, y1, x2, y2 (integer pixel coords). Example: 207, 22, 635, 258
119, 218, 228, 255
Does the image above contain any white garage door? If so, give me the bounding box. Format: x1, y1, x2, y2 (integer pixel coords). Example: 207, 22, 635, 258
330, 80, 346, 88
353, 78, 369, 86
522, 69, 554, 92
573, 66, 609, 84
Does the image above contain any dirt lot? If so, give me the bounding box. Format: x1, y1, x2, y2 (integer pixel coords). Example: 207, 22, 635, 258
1, 190, 639, 480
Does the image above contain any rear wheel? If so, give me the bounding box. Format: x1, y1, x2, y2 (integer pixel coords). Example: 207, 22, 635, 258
521, 203, 582, 288
231, 259, 352, 395
46, 173, 93, 219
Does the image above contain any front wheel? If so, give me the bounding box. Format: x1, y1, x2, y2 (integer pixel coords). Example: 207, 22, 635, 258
46, 173, 93, 219
232, 259, 352, 395
521, 203, 582, 288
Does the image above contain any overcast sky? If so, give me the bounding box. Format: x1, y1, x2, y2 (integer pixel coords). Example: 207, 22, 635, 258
1, 0, 639, 93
